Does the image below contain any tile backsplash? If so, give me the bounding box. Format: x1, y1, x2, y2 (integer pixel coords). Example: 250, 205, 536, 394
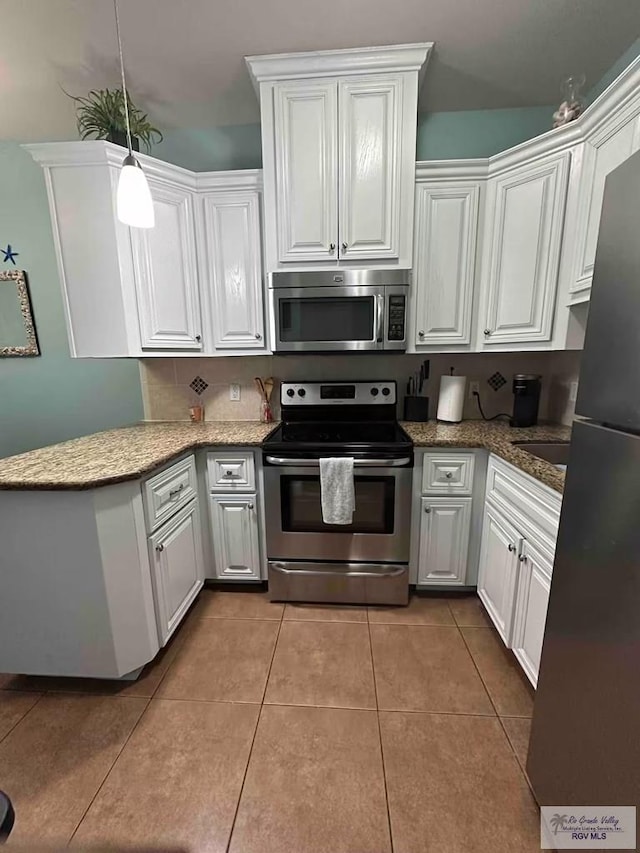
140, 351, 581, 425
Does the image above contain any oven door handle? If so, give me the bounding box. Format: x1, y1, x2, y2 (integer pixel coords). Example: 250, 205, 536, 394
264, 456, 412, 467
270, 562, 407, 579
375, 292, 385, 344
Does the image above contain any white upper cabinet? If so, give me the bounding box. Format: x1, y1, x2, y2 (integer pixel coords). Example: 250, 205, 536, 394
199, 183, 266, 350
338, 77, 402, 260
413, 180, 481, 347
478, 151, 570, 346
273, 80, 338, 263
568, 114, 640, 300
132, 178, 202, 350
247, 44, 432, 272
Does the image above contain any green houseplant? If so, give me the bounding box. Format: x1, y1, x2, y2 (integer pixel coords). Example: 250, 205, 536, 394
66, 88, 163, 152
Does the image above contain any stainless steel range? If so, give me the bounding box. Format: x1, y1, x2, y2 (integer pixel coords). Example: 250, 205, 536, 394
262, 381, 413, 605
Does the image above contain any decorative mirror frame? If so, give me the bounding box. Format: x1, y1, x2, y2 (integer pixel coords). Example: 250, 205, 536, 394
0, 270, 40, 357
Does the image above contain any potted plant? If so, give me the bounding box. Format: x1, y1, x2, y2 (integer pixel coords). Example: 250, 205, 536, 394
65, 88, 163, 152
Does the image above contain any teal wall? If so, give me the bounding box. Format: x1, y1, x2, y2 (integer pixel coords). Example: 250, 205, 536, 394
588, 37, 640, 103
416, 106, 552, 160
154, 123, 263, 172
0, 143, 143, 459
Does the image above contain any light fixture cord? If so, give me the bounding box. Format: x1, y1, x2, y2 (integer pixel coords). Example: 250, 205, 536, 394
113, 0, 133, 156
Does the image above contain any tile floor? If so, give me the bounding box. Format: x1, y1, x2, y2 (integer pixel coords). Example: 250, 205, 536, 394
0, 590, 544, 852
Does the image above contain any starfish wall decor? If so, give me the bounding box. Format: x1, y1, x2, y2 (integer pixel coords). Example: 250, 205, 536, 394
1, 245, 19, 265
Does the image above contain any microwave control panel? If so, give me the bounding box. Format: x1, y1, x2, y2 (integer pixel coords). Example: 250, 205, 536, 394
388, 295, 406, 342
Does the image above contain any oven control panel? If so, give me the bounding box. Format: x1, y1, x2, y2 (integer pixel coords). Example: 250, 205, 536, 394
281, 382, 396, 406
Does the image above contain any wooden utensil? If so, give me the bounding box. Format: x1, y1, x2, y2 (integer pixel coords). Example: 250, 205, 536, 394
264, 377, 274, 403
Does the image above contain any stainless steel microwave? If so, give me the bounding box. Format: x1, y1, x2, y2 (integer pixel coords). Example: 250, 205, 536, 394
269, 269, 410, 353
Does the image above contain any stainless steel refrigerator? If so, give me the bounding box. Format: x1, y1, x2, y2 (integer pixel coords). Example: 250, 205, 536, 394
527, 148, 640, 807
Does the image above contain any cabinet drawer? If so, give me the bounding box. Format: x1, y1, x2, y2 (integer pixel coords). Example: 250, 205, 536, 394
486, 454, 561, 554
422, 452, 475, 495
144, 455, 197, 533
207, 452, 256, 491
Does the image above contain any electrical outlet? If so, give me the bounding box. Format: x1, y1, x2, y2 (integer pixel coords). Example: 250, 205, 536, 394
469, 381, 480, 398
229, 383, 241, 402
569, 381, 579, 403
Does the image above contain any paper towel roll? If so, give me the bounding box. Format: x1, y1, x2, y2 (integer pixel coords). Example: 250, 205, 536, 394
437, 376, 466, 423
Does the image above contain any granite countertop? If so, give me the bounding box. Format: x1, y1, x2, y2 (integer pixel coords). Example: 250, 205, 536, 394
0, 422, 279, 490
0, 419, 570, 493
401, 420, 571, 493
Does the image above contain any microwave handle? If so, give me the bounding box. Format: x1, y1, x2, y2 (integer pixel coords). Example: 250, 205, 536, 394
376, 293, 385, 343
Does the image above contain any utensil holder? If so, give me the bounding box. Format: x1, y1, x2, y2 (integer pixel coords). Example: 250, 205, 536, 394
403, 396, 429, 422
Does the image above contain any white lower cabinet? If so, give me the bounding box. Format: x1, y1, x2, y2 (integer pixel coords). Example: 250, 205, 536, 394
477, 502, 521, 645
511, 539, 552, 687
149, 499, 205, 645
418, 497, 472, 585
209, 494, 261, 580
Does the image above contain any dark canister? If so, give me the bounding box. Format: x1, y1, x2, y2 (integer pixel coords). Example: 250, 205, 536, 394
511, 374, 541, 427
403, 396, 430, 422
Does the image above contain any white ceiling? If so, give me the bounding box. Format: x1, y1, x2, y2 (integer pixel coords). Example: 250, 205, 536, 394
2, 0, 639, 141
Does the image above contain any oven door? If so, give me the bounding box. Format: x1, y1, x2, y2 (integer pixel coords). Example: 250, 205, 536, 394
271, 286, 385, 352
264, 457, 412, 563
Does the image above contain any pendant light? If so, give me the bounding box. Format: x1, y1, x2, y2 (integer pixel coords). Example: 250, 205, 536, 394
113, 0, 154, 228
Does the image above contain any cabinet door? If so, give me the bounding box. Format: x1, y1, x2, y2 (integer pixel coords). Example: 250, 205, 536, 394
477, 502, 521, 645
570, 116, 640, 297
418, 497, 472, 586
209, 494, 261, 580
480, 152, 569, 345
273, 80, 338, 263
132, 180, 202, 349
512, 539, 552, 687
150, 500, 204, 645
201, 191, 265, 349
413, 182, 480, 346
338, 76, 402, 260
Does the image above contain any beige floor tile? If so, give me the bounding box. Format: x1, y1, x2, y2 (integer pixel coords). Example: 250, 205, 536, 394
284, 602, 367, 622
448, 594, 492, 627
229, 705, 391, 853
264, 621, 376, 709
502, 716, 533, 768
73, 699, 259, 852
368, 595, 454, 626
0, 694, 146, 845
461, 627, 534, 717
370, 624, 493, 714
0, 691, 42, 741
380, 711, 542, 853
196, 588, 284, 620
158, 617, 279, 703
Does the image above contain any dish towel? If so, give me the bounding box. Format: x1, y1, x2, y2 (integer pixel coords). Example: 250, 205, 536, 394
319, 457, 355, 525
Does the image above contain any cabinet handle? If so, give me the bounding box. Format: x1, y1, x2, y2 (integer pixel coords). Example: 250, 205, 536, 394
169, 484, 185, 499
508, 543, 516, 552
418, 330, 425, 338
255, 332, 262, 340
424, 506, 431, 514
444, 471, 453, 479
484, 329, 492, 337
518, 554, 527, 562
155, 543, 164, 553
341, 242, 348, 252
329, 243, 336, 253
247, 503, 254, 510
225, 470, 235, 477
196, 334, 202, 343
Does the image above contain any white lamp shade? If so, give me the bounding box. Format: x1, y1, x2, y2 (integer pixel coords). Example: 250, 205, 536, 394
117, 157, 155, 228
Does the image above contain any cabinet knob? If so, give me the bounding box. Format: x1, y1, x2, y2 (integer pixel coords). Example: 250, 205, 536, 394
226, 470, 234, 477
508, 543, 516, 552
424, 506, 431, 514
341, 242, 348, 252
484, 329, 491, 337
155, 543, 164, 553
247, 503, 254, 510
418, 331, 425, 338
196, 334, 202, 343
329, 243, 336, 253
444, 471, 453, 479
518, 554, 527, 562
255, 332, 262, 340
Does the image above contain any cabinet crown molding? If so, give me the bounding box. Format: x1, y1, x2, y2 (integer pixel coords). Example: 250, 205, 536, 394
245, 42, 433, 89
